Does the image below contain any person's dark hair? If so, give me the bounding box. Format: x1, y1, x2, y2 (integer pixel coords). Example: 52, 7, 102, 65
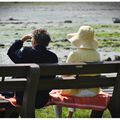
32, 29, 51, 47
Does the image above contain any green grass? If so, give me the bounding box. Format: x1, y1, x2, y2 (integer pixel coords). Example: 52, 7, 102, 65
1, 23, 120, 51
96, 32, 120, 38
35, 105, 111, 118
98, 39, 120, 48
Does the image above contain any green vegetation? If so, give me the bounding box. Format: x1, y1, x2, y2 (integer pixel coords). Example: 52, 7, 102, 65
92, 24, 120, 51
0, 23, 120, 52
96, 32, 120, 38
35, 106, 111, 118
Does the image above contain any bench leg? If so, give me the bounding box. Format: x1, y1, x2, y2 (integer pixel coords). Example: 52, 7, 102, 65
4, 107, 19, 118
67, 111, 74, 118
90, 110, 104, 118
0, 107, 19, 118
108, 101, 120, 118
0, 110, 5, 118
53, 105, 62, 118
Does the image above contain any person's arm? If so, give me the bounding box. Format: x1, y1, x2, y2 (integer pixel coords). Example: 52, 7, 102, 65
7, 34, 32, 63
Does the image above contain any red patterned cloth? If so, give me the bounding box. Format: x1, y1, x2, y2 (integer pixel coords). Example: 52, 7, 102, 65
49, 90, 111, 111
0, 90, 111, 112
0, 94, 17, 109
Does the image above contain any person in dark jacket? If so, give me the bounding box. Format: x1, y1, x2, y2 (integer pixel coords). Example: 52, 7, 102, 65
7, 28, 58, 108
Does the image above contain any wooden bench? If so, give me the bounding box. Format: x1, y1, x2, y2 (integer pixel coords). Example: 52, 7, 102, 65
0, 64, 40, 117
0, 61, 120, 118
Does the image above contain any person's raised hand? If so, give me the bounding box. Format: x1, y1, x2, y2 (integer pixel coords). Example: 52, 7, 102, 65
21, 34, 32, 42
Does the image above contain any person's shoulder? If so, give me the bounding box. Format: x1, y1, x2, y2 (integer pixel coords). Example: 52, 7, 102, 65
47, 50, 58, 61
50, 51, 58, 58
47, 49, 57, 56
21, 47, 33, 54
22, 47, 32, 51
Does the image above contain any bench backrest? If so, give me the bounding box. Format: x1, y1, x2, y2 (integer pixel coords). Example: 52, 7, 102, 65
0, 64, 30, 91
37, 61, 120, 90
0, 61, 120, 117
37, 61, 120, 117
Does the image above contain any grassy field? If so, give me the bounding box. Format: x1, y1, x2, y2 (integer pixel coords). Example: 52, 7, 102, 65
35, 106, 111, 118
0, 23, 120, 52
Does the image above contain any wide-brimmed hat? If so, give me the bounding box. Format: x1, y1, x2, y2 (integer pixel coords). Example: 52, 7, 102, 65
67, 26, 98, 49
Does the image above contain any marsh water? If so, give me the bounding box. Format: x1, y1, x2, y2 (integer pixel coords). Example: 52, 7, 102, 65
0, 2, 120, 64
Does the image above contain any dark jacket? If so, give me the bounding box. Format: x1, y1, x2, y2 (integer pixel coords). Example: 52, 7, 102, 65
7, 40, 58, 108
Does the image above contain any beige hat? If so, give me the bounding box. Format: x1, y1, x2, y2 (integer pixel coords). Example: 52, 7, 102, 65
67, 26, 98, 49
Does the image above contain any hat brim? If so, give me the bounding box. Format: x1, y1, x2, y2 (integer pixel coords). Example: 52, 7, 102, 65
67, 34, 98, 49
67, 33, 78, 38
68, 34, 81, 47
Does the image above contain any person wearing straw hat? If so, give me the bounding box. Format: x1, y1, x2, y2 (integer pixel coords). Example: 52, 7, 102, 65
53, 25, 102, 118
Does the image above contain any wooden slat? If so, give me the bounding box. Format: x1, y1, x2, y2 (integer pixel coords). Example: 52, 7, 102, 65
0, 81, 26, 91
0, 64, 30, 77
38, 61, 120, 76
38, 76, 116, 90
